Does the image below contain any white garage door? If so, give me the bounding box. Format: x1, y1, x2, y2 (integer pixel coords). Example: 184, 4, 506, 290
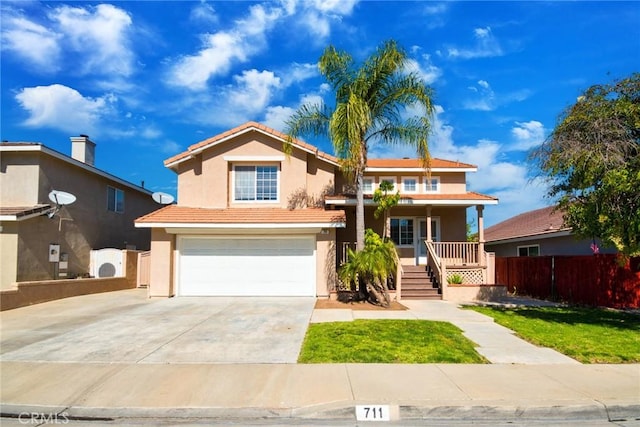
179, 237, 316, 296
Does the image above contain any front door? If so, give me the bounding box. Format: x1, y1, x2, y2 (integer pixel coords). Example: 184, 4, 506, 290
416, 218, 440, 265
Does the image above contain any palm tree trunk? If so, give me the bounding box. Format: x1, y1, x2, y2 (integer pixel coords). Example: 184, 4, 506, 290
355, 173, 365, 251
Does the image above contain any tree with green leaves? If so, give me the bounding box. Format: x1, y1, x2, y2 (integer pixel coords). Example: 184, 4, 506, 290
285, 40, 434, 250
373, 180, 400, 240
530, 73, 640, 257
339, 229, 399, 307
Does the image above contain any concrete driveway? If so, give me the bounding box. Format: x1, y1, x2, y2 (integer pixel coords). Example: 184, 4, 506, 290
0, 289, 316, 364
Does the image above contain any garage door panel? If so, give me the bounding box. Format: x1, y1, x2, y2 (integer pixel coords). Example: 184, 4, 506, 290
179, 237, 315, 296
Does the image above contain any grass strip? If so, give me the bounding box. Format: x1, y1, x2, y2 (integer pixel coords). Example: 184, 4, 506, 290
298, 319, 487, 363
467, 306, 640, 363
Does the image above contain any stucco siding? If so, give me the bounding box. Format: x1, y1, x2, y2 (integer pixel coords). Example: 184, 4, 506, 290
0, 224, 18, 290
149, 228, 175, 297
0, 153, 40, 205
1, 148, 156, 288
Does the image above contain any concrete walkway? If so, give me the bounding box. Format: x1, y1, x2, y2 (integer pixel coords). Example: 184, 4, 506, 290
311, 299, 579, 364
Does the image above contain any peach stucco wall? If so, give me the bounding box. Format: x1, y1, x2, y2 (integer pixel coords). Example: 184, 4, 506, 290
176, 131, 335, 209
316, 228, 337, 296
149, 228, 175, 297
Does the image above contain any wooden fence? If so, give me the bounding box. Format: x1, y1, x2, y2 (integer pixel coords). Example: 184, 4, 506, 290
495, 254, 640, 308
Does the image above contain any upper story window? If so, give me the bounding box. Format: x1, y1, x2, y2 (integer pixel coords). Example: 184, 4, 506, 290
233, 165, 278, 202
378, 177, 397, 191
107, 186, 124, 213
518, 245, 540, 257
362, 178, 374, 194
402, 177, 418, 193
424, 177, 440, 193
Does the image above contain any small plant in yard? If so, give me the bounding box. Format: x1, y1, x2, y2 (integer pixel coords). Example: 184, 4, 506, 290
447, 273, 463, 284
467, 306, 640, 363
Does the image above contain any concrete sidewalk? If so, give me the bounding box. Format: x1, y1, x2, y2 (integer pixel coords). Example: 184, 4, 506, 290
1, 362, 638, 424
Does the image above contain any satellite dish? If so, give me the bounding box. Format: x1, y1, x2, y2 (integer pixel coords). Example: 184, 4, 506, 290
152, 192, 174, 205
49, 190, 77, 206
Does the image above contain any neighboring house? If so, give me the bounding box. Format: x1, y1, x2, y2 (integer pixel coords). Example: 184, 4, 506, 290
484, 206, 615, 257
0, 137, 158, 289
135, 122, 498, 299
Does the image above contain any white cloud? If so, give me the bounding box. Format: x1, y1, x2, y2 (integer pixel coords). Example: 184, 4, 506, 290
310, 0, 358, 15
447, 26, 503, 59
463, 80, 496, 111
2, 4, 135, 77
463, 80, 531, 112
190, 1, 218, 24
160, 140, 182, 154
1, 15, 62, 72
169, 32, 247, 90
49, 4, 134, 76
168, 3, 283, 90
510, 120, 546, 151
229, 69, 281, 114
263, 105, 296, 131
281, 62, 318, 87
15, 84, 114, 135
405, 55, 442, 85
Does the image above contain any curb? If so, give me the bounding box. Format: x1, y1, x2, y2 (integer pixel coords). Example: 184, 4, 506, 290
2, 402, 639, 424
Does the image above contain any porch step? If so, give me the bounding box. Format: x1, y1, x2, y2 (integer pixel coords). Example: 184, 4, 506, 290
400, 265, 441, 300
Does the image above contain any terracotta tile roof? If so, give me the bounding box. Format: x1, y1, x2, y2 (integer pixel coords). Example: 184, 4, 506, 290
485, 206, 569, 242
136, 205, 346, 225
366, 158, 476, 169
164, 121, 339, 167
326, 192, 497, 202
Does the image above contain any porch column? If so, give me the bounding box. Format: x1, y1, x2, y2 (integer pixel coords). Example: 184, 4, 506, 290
476, 205, 485, 265
426, 206, 433, 243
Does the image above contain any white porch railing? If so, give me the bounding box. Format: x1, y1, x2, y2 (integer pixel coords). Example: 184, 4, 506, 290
431, 242, 481, 265
340, 242, 356, 265
425, 241, 490, 297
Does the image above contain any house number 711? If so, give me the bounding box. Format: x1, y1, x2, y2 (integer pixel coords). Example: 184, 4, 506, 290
356, 405, 390, 421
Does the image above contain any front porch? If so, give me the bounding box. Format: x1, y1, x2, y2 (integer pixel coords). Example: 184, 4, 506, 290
336, 205, 504, 302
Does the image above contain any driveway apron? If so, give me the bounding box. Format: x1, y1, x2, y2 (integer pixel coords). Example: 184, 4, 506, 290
0, 290, 316, 364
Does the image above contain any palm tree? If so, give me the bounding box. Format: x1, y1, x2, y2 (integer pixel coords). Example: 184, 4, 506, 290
285, 40, 434, 250
339, 229, 399, 307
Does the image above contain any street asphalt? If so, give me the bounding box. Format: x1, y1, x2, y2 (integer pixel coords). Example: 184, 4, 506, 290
1, 289, 638, 425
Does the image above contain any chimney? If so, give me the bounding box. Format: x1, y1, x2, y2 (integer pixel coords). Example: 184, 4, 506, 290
70, 134, 95, 166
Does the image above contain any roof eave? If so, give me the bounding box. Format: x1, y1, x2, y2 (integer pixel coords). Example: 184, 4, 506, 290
164, 125, 340, 170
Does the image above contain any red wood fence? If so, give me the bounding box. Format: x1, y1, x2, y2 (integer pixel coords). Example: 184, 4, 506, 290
495, 255, 640, 308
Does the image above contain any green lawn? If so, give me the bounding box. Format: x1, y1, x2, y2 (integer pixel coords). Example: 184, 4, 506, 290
468, 306, 640, 363
298, 319, 487, 363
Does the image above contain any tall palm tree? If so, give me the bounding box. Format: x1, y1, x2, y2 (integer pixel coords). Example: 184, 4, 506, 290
285, 40, 434, 250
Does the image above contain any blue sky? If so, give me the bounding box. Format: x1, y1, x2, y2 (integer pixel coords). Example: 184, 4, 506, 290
2, 1, 639, 227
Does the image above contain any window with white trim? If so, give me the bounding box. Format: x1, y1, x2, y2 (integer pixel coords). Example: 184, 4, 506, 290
362, 178, 374, 194
390, 218, 414, 246
402, 177, 418, 193
233, 165, 278, 202
378, 177, 397, 191
517, 245, 540, 257
424, 176, 440, 193
107, 186, 124, 213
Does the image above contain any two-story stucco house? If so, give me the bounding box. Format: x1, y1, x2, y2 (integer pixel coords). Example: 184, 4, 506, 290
0, 136, 158, 289
135, 122, 499, 300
